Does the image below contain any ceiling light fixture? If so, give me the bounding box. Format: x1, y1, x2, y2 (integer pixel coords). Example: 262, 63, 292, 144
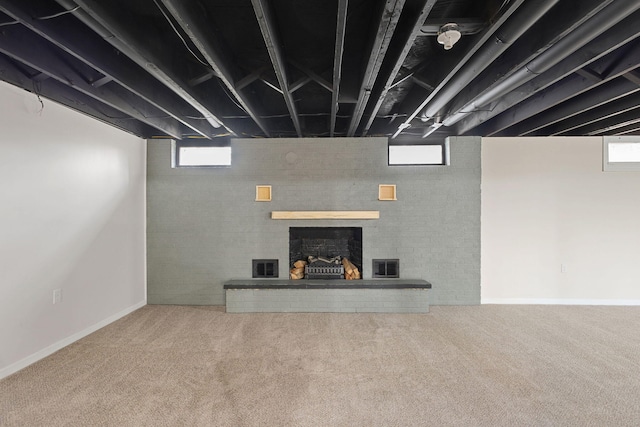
437, 23, 461, 50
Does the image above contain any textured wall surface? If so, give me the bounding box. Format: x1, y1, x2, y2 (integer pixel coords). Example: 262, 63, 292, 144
147, 137, 480, 305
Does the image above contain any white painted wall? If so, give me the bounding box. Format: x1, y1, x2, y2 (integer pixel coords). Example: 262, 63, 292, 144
482, 136, 640, 304
0, 81, 146, 378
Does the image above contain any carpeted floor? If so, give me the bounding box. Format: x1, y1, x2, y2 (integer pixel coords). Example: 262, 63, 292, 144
1, 305, 639, 426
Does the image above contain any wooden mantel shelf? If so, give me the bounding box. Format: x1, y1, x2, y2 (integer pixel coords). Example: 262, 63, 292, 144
271, 211, 380, 220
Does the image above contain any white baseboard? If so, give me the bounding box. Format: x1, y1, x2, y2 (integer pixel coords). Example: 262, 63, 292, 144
482, 298, 640, 306
0, 300, 146, 380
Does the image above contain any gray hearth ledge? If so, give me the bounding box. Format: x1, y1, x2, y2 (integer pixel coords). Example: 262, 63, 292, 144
224, 279, 431, 313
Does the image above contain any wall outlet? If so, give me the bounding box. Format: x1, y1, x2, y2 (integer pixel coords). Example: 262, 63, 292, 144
560, 264, 567, 273
53, 289, 62, 304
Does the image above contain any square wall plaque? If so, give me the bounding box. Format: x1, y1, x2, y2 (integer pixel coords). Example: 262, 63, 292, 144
378, 184, 397, 201
256, 185, 272, 201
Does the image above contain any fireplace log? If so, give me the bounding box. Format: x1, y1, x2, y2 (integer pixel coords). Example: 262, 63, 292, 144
342, 258, 361, 280
342, 258, 355, 274
290, 269, 304, 280
293, 260, 307, 268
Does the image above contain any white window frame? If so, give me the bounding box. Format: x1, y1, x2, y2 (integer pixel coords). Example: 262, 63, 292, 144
388, 140, 449, 166
603, 136, 640, 172
171, 139, 232, 168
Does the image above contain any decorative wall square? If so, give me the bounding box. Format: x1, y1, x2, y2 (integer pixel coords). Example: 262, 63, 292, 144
378, 184, 397, 201
256, 185, 272, 201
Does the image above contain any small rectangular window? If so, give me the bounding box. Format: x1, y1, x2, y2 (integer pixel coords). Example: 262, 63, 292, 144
172, 139, 231, 167
603, 136, 640, 171
388, 142, 448, 166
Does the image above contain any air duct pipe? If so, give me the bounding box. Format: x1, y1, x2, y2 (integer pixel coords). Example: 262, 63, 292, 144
419, 0, 560, 125
441, 0, 640, 128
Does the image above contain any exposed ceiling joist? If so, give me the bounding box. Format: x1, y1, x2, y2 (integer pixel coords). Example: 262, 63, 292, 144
488, 41, 640, 137
330, 0, 348, 137
544, 93, 640, 136
455, 11, 640, 136
586, 110, 640, 136
514, 78, 640, 137
0, 26, 183, 138
0, 0, 215, 139
160, 0, 271, 137
251, 0, 302, 137
0, 54, 154, 137
361, 0, 438, 136
0, 0, 638, 141
64, 0, 232, 135
347, 0, 406, 137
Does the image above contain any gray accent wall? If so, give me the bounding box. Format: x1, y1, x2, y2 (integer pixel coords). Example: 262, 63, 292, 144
147, 137, 480, 305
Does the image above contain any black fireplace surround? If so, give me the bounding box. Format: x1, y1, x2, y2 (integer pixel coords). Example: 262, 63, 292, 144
289, 227, 362, 278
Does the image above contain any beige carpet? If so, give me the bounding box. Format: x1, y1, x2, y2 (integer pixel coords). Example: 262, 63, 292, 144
1, 305, 640, 426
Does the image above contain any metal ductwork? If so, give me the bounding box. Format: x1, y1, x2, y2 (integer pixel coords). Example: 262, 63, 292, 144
441, 0, 640, 128
421, 0, 559, 123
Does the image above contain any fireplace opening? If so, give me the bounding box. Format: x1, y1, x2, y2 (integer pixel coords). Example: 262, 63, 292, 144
289, 227, 362, 280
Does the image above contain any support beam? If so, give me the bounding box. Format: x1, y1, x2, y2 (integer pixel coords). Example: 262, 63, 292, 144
0, 26, 183, 138
0, 0, 214, 139
61, 0, 231, 135
575, 67, 604, 83
539, 93, 640, 136
347, 0, 406, 137
160, 0, 271, 137
510, 78, 640, 136
582, 108, 640, 136
188, 70, 217, 87
260, 77, 284, 94
288, 61, 333, 93
91, 75, 112, 88
251, 0, 302, 137
289, 76, 312, 93
616, 124, 640, 136
361, 0, 438, 136
234, 66, 268, 91
330, 0, 348, 137
622, 69, 640, 86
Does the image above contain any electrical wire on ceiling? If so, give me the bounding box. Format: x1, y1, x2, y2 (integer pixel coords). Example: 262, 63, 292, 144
36, 6, 79, 20
1, 6, 80, 26
31, 81, 45, 115
217, 80, 248, 114
151, 0, 210, 68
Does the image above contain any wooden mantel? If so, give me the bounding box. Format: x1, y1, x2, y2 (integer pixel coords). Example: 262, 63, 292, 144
271, 211, 380, 220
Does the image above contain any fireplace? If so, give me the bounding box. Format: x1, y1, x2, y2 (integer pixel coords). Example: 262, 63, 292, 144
289, 227, 362, 279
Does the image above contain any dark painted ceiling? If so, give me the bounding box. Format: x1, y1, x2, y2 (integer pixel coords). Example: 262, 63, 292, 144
1, 0, 639, 142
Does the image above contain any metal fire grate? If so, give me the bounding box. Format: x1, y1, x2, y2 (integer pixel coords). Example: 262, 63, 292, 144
305, 263, 344, 279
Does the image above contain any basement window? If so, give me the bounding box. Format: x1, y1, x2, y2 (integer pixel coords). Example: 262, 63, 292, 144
388, 141, 449, 166
603, 137, 640, 171
172, 139, 231, 167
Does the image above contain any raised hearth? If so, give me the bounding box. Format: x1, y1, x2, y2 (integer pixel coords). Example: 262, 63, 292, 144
224, 279, 431, 313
